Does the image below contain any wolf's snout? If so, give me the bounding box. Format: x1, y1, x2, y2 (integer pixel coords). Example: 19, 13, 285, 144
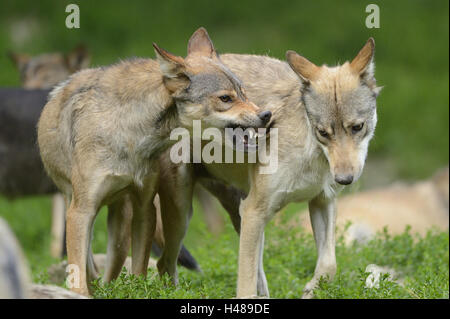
335, 174, 354, 185
258, 110, 272, 124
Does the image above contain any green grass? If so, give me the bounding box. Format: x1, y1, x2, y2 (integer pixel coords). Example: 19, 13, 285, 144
1, 195, 448, 299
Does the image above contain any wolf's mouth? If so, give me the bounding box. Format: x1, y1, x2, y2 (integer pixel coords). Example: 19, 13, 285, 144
225, 122, 273, 152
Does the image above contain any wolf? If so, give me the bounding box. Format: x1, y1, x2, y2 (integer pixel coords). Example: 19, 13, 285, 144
5, 46, 198, 268
8, 45, 90, 89
37, 27, 271, 296
152, 38, 381, 298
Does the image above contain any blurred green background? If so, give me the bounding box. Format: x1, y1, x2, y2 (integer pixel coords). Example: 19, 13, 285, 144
0, 0, 448, 180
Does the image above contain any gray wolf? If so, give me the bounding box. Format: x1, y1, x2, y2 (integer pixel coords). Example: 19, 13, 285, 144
297, 166, 449, 244
155, 38, 381, 298
5, 48, 199, 269
37, 27, 270, 296
8, 45, 90, 89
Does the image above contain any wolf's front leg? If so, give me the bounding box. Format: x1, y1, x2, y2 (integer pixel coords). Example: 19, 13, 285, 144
202, 177, 269, 296
256, 232, 269, 297
236, 193, 274, 298
302, 194, 337, 299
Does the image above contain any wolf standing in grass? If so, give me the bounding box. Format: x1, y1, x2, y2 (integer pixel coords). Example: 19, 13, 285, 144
156, 38, 381, 298
37, 27, 271, 296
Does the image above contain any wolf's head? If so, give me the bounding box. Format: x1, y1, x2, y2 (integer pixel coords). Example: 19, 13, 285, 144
9, 45, 90, 89
153, 27, 271, 135
286, 39, 381, 185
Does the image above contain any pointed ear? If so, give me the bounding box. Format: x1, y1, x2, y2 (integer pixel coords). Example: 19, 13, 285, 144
350, 38, 375, 77
66, 45, 90, 72
8, 52, 30, 70
153, 43, 186, 77
187, 27, 216, 58
286, 50, 320, 85
153, 43, 189, 93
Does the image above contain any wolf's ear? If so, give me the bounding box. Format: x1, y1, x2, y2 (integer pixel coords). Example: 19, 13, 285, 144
350, 38, 382, 96
66, 45, 90, 72
187, 27, 217, 58
286, 50, 320, 86
350, 38, 375, 78
153, 43, 190, 93
8, 52, 30, 70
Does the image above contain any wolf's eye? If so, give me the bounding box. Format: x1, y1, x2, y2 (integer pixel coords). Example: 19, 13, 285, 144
318, 129, 329, 138
352, 123, 364, 133
219, 95, 232, 103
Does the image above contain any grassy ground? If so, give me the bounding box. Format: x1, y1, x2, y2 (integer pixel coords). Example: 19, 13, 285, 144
1, 194, 448, 299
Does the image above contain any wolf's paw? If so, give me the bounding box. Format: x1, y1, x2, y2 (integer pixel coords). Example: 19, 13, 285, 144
301, 288, 315, 299
301, 279, 319, 299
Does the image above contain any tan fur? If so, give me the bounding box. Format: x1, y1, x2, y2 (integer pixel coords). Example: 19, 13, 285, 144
37, 27, 268, 296
350, 38, 375, 75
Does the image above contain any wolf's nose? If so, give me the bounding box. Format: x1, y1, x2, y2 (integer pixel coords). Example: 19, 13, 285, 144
335, 174, 354, 185
258, 110, 272, 124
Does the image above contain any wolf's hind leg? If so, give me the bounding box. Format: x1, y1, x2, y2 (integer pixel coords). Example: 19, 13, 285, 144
66, 197, 98, 296
156, 190, 192, 285
103, 195, 132, 282
130, 174, 158, 277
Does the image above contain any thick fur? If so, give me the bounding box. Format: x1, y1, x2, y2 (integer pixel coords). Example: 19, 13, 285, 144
37, 27, 269, 296
155, 39, 381, 298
